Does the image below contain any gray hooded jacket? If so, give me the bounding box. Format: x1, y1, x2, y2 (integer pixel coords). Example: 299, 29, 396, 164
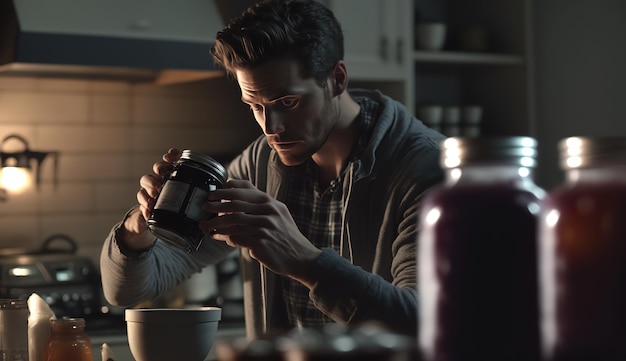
100, 89, 445, 338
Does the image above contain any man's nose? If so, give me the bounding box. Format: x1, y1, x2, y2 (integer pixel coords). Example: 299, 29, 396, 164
264, 109, 285, 135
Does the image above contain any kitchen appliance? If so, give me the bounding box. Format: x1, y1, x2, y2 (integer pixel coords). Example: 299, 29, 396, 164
0, 235, 101, 319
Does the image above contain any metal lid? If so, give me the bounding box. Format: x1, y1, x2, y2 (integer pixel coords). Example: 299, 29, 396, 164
559, 137, 626, 169
51, 317, 86, 328
180, 150, 228, 183
441, 136, 538, 168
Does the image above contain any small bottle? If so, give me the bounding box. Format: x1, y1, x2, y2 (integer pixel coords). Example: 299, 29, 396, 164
418, 136, 545, 361
44, 318, 93, 361
0, 299, 29, 361
538, 137, 626, 360
147, 149, 228, 253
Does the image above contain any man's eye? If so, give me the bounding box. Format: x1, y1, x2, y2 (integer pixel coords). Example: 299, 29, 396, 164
249, 104, 263, 112
280, 97, 300, 109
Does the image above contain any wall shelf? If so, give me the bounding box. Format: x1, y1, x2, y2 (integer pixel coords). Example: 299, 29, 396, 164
414, 51, 524, 65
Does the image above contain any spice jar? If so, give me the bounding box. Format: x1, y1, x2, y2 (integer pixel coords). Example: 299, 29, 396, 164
0, 299, 29, 361
418, 136, 545, 361
147, 150, 227, 253
44, 317, 93, 361
538, 137, 626, 360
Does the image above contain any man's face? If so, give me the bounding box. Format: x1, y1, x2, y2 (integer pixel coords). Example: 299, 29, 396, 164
235, 55, 338, 166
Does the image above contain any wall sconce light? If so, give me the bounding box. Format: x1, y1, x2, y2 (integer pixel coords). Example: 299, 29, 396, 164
0, 134, 59, 195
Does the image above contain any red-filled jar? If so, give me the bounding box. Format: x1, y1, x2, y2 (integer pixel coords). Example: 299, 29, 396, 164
538, 137, 626, 360
44, 318, 93, 361
418, 137, 545, 361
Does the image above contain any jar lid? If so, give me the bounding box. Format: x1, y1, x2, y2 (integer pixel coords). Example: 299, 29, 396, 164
180, 150, 228, 183
52, 317, 86, 328
441, 136, 538, 168
559, 137, 626, 169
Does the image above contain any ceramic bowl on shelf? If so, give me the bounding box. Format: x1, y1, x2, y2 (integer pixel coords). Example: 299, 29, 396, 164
461, 105, 484, 125
417, 105, 443, 126
415, 22, 447, 51
125, 307, 221, 361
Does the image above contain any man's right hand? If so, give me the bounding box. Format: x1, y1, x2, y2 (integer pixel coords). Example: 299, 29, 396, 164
118, 147, 183, 251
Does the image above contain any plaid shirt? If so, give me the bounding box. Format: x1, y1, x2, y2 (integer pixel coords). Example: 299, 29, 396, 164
282, 96, 379, 327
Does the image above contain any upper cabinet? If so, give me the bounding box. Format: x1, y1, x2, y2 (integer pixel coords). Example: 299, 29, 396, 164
324, 0, 413, 81
13, 0, 224, 43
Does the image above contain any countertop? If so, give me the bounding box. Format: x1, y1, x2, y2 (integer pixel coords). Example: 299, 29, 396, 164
89, 322, 246, 361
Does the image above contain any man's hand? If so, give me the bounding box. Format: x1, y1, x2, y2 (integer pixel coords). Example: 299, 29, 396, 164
119, 148, 183, 251
200, 179, 322, 288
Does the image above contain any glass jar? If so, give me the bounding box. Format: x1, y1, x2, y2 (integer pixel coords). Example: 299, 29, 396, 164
147, 149, 227, 253
418, 136, 545, 361
44, 317, 93, 361
538, 137, 626, 360
0, 299, 29, 361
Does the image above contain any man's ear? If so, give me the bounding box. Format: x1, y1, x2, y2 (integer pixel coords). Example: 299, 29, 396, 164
331, 60, 348, 96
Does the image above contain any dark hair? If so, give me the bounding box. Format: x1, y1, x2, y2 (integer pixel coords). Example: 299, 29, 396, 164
210, 0, 344, 86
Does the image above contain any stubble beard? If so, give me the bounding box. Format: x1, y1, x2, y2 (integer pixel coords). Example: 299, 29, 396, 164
276, 88, 339, 167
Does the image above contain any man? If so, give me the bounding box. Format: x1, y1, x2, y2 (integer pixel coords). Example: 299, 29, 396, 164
100, 0, 444, 338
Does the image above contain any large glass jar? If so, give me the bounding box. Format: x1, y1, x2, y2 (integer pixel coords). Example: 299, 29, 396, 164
44, 317, 93, 361
0, 299, 29, 361
418, 137, 545, 361
147, 149, 227, 253
538, 137, 626, 360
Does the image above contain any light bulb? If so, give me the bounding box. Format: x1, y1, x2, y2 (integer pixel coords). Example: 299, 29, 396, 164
1, 167, 32, 193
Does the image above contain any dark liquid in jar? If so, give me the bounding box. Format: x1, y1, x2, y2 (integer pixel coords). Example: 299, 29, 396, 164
421, 183, 541, 361
541, 181, 626, 360
147, 153, 225, 253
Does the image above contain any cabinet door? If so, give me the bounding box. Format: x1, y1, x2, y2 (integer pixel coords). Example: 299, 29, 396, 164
326, 0, 409, 80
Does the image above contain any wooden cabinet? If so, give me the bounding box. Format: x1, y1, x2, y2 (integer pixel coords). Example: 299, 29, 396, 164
413, 0, 534, 136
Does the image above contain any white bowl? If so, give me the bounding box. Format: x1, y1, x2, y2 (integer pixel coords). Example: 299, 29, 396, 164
417, 105, 443, 125
461, 105, 484, 125
415, 22, 447, 51
126, 307, 221, 361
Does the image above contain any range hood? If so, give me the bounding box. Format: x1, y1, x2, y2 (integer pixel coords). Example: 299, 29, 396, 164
0, 0, 237, 84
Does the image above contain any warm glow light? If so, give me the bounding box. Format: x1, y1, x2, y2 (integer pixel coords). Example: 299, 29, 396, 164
9, 266, 35, 277
1, 167, 32, 192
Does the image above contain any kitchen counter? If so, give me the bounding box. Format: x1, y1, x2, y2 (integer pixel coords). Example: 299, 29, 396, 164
89, 322, 246, 361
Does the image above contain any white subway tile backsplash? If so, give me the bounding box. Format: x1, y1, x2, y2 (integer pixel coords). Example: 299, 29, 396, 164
0, 127, 37, 146
91, 94, 132, 124
0, 215, 41, 249
0, 187, 39, 215
30, 93, 89, 124
94, 180, 138, 211
44, 153, 132, 182
40, 212, 122, 249
38, 182, 94, 213
0, 91, 39, 123
0, 76, 259, 251
0, 76, 38, 90
35, 125, 133, 152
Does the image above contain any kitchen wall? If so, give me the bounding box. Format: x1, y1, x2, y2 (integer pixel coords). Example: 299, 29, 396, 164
533, 0, 626, 189
0, 75, 260, 265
